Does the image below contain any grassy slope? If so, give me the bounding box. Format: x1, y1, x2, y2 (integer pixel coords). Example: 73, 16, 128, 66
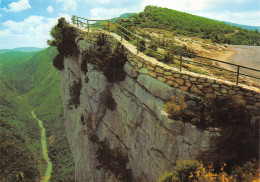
132, 6, 260, 45
0, 47, 75, 182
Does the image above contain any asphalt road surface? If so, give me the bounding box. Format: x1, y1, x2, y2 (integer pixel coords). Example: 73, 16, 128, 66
226, 45, 260, 81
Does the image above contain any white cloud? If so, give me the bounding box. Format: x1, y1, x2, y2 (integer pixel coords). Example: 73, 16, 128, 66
0, 14, 71, 49
196, 11, 260, 26
47, 5, 54, 13
56, 0, 111, 11
3, 0, 31, 12
90, 8, 129, 19
56, 0, 77, 11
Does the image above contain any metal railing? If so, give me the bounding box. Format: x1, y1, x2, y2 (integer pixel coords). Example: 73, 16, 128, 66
71, 15, 260, 86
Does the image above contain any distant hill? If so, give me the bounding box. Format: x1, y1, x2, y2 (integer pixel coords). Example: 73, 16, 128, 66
0, 47, 45, 54
127, 6, 260, 45
110, 13, 137, 21
224, 21, 260, 32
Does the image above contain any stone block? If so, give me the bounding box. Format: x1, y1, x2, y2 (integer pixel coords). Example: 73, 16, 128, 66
123, 62, 139, 78
138, 62, 143, 68
198, 78, 206, 82
191, 85, 203, 95
207, 79, 215, 83
137, 74, 178, 100
164, 72, 173, 76
155, 67, 164, 74
179, 86, 189, 91
165, 76, 175, 81
220, 88, 228, 94
139, 68, 148, 74
166, 80, 174, 86
173, 73, 181, 78
190, 77, 197, 82
181, 75, 189, 80
185, 82, 192, 87
157, 76, 166, 82
197, 85, 203, 89
148, 71, 157, 78
147, 65, 155, 71
212, 84, 219, 88
175, 78, 184, 85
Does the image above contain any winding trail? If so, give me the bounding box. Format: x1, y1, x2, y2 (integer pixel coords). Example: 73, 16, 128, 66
31, 111, 53, 182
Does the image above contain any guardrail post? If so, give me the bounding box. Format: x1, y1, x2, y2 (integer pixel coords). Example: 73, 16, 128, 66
236, 65, 240, 85
137, 37, 139, 54
120, 31, 123, 41
87, 20, 89, 31
108, 20, 110, 32
180, 53, 183, 72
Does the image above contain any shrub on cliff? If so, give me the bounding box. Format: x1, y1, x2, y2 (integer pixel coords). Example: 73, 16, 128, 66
48, 17, 78, 70
157, 160, 259, 182
157, 160, 201, 182
82, 35, 127, 83
164, 96, 187, 119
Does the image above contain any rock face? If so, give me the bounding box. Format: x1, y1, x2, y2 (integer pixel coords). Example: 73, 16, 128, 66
59, 39, 217, 182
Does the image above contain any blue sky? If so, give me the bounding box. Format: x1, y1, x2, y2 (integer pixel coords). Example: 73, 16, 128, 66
0, 0, 259, 49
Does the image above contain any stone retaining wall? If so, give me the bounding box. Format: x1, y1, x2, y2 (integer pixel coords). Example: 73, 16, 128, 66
76, 27, 260, 115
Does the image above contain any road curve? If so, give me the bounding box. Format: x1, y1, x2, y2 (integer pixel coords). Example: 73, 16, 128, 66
226, 45, 260, 80
31, 111, 53, 182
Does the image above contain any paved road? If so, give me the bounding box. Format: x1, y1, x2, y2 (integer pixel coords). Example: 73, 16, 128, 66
227, 45, 260, 80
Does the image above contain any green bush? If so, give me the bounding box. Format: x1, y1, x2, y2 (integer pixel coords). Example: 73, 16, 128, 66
48, 17, 78, 70
164, 96, 187, 119
158, 160, 201, 182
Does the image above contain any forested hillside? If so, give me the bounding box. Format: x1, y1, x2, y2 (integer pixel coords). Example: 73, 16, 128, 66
0, 47, 74, 181
131, 6, 260, 45
0, 75, 44, 181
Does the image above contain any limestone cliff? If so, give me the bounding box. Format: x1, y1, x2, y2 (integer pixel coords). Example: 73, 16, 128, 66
57, 25, 259, 181
59, 38, 219, 182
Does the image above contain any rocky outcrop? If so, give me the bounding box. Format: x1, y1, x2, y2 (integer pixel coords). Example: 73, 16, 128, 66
58, 27, 259, 181
59, 38, 218, 182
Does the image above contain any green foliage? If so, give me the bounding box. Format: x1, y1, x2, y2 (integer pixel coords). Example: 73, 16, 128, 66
231, 159, 259, 182
158, 160, 201, 182
0, 83, 43, 181
158, 160, 259, 182
82, 35, 127, 83
133, 6, 260, 45
164, 96, 187, 119
0, 47, 75, 182
139, 39, 146, 52
48, 17, 78, 70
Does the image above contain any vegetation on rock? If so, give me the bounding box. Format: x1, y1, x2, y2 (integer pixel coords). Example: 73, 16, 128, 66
82, 34, 127, 83
158, 159, 259, 182
48, 18, 78, 70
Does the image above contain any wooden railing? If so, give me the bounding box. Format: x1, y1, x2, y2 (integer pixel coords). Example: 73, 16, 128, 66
71, 15, 260, 86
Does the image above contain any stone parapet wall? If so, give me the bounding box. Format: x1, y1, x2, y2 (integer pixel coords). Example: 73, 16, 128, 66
76, 27, 260, 114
